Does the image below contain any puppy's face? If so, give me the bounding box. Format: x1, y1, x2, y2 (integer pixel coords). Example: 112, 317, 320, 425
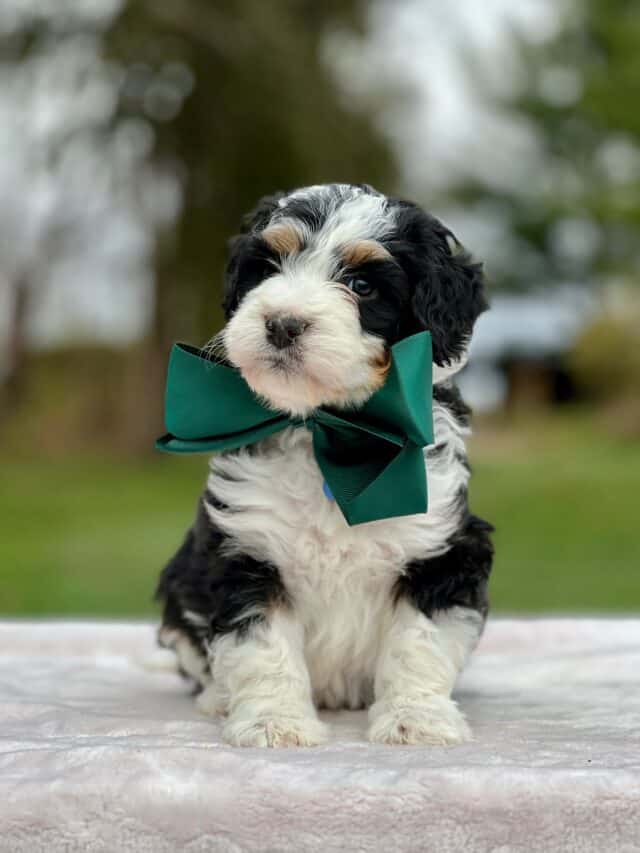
222, 184, 487, 416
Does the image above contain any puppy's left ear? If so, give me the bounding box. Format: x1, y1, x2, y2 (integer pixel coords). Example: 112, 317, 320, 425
393, 202, 488, 367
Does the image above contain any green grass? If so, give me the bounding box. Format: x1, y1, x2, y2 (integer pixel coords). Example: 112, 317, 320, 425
1, 454, 205, 617
469, 411, 640, 612
1, 411, 639, 616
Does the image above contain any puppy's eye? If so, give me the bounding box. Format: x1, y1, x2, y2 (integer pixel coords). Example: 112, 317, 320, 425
346, 278, 376, 298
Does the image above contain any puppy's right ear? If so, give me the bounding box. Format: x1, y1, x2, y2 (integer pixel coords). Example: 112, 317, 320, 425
223, 193, 286, 318
222, 234, 248, 318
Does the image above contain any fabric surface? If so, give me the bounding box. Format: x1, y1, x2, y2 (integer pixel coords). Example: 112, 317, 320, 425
156, 331, 434, 525
1, 618, 639, 853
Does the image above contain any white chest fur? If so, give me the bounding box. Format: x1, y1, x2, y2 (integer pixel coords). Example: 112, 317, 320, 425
204, 400, 469, 708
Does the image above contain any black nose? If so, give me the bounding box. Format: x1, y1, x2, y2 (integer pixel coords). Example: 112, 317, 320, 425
265, 316, 306, 349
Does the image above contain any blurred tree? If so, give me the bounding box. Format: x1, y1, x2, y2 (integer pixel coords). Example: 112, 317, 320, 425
106, 0, 398, 446
447, 0, 640, 291
1, 1, 397, 450
0, 1, 153, 419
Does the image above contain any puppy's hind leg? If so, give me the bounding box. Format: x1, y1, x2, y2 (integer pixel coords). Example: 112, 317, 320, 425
157, 623, 212, 694
211, 608, 328, 748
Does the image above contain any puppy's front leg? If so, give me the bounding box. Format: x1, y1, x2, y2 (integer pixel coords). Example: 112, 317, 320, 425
210, 608, 327, 748
368, 601, 482, 746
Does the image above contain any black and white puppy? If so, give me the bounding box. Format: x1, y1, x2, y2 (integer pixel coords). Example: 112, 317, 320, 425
156, 183, 494, 747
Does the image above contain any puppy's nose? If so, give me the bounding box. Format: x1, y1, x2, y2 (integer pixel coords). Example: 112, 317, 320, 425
265, 316, 306, 349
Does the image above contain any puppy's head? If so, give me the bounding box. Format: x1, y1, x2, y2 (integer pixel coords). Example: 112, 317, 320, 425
222, 184, 487, 416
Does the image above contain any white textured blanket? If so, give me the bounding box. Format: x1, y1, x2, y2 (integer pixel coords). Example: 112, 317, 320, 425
1, 619, 639, 853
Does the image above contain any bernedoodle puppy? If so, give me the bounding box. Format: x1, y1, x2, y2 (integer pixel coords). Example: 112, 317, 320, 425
156, 183, 494, 747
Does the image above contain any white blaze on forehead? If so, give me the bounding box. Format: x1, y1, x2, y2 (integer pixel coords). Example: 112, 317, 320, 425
274, 193, 397, 280
314, 194, 394, 254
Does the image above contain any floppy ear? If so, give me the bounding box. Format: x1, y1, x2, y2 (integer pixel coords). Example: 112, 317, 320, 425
392, 202, 488, 367
222, 193, 285, 318
222, 235, 248, 318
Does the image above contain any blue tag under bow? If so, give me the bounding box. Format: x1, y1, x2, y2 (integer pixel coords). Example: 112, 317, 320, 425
322, 480, 334, 501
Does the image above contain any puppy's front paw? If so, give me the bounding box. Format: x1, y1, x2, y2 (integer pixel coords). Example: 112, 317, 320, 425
368, 696, 472, 746
223, 713, 328, 748
195, 683, 227, 717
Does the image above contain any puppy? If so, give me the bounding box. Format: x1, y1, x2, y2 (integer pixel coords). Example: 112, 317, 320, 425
156, 183, 493, 747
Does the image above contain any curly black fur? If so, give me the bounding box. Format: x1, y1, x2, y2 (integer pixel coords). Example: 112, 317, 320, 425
395, 514, 495, 619
156, 498, 289, 649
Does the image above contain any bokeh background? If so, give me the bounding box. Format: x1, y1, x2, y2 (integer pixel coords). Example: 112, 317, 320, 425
2, 0, 639, 617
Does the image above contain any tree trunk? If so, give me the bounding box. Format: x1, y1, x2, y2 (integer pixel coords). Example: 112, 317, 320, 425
1, 273, 30, 418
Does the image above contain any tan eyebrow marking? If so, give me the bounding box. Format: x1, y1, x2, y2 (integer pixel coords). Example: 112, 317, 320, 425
261, 223, 304, 256
342, 240, 391, 267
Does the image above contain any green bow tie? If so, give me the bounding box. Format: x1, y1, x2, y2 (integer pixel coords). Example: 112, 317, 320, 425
156, 331, 434, 526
